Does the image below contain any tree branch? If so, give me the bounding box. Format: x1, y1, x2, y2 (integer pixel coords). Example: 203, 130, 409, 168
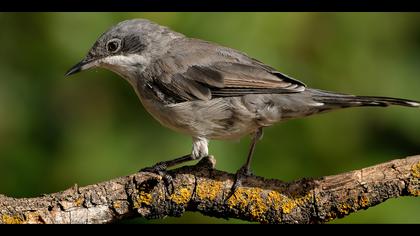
1, 155, 419, 224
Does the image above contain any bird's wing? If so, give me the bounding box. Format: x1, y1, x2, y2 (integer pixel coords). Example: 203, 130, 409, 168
204, 61, 306, 97
149, 42, 306, 102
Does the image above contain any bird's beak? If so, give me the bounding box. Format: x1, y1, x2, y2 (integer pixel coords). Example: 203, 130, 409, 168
64, 58, 97, 77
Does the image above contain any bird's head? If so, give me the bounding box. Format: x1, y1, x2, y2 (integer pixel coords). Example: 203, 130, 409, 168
65, 19, 182, 82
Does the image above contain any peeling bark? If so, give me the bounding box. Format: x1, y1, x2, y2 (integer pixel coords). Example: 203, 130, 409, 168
1, 155, 419, 224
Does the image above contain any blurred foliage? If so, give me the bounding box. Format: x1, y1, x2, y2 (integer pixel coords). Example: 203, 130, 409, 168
0, 13, 420, 224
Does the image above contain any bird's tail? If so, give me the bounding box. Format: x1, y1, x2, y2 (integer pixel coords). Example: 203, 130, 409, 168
309, 89, 420, 111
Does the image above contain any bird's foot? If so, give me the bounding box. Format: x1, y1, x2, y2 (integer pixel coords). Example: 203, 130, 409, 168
139, 155, 216, 195
140, 161, 168, 173
140, 162, 174, 195
225, 165, 253, 201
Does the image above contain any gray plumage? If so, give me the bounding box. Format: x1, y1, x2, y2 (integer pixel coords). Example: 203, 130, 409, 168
66, 19, 420, 178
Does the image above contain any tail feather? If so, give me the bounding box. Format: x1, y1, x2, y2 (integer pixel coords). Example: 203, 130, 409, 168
309, 89, 420, 109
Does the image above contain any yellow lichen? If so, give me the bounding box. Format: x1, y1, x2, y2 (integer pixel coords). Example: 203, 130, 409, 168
2, 214, 24, 224
337, 203, 352, 215
359, 195, 369, 208
227, 187, 268, 221
24, 212, 43, 224
227, 187, 313, 221
74, 197, 84, 207
134, 192, 152, 208
281, 192, 313, 214
267, 190, 308, 215
294, 192, 313, 205
113, 201, 121, 209
411, 162, 420, 178
281, 199, 297, 214
196, 180, 222, 201
227, 188, 256, 209
408, 161, 420, 196
170, 187, 192, 205
267, 191, 283, 211
325, 212, 337, 221
408, 187, 420, 197
249, 193, 268, 220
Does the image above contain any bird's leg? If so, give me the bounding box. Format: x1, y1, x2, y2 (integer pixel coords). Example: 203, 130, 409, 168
242, 127, 263, 175
140, 137, 210, 194
140, 136, 209, 172
140, 154, 194, 173
226, 128, 263, 200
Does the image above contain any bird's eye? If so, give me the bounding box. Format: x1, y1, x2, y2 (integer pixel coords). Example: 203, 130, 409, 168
106, 39, 121, 53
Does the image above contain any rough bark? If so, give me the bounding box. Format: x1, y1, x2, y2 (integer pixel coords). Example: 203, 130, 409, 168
1, 155, 419, 224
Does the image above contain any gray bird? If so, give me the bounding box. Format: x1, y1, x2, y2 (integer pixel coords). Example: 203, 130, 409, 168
65, 19, 420, 191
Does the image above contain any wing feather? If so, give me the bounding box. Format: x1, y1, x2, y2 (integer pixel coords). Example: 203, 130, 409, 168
148, 40, 306, 102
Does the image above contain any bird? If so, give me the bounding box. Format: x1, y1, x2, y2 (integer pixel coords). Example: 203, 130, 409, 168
65, 19, 420, 192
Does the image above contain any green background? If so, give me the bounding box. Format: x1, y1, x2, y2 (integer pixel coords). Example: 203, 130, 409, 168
0, 13, 419, 223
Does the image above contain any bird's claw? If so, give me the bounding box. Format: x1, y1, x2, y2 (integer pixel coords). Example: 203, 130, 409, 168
140, 162, 174, 195
225, 166, 253, 202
